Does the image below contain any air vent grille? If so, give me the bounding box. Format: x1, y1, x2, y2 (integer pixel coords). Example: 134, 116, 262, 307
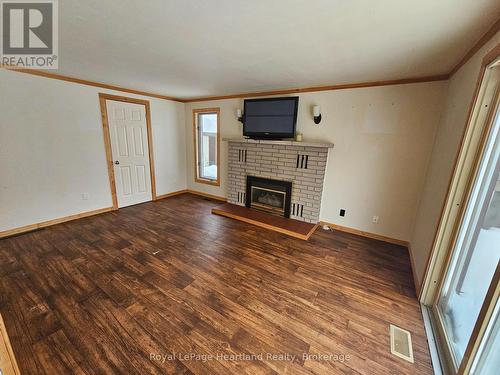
296, 154, 309, 169
292, 203, 304, 217
390, 324, 414, 363
238, 149, 247, 163
237, 191, 246, 204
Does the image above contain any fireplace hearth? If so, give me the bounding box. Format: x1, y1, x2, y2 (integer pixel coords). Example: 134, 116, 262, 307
246, 176, 292, 218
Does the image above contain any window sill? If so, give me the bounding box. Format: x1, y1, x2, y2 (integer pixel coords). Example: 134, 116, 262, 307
195, 177, 220, 186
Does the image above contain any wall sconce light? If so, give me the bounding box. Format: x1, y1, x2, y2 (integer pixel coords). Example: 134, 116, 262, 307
313, 105, 322, 124
236, 109, 244, 123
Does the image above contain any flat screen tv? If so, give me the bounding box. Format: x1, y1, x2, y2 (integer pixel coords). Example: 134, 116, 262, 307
243, 97, 298, 139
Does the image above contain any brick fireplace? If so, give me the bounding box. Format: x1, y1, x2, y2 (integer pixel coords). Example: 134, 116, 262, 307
226, 139, 333, 223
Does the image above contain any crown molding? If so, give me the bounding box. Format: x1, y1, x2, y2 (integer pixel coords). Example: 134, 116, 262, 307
181, 16, 500, 102
449, 17, 500, 77
1, 67, 186, 102
182, 75, 450, 102
2, 17, 498, 103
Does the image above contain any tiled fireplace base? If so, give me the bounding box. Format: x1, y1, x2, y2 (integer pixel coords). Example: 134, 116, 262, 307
225, 139, 333, 223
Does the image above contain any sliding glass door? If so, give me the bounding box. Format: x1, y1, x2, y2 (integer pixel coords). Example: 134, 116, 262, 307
431, 73, 500, 373
469, 299, 500, 375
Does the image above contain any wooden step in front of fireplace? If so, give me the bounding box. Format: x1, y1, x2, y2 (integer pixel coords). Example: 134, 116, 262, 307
212, 203, 318, 240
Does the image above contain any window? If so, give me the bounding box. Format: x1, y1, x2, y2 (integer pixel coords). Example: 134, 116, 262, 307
193, 108, 220, 185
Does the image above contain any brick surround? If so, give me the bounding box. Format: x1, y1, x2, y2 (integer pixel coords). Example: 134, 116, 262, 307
226, 139, 333, 223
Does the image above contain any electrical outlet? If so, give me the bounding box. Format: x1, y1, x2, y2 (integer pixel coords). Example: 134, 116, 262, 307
372, 215, 379, 224
81, 193, 89, 200
340, 209, 346, 217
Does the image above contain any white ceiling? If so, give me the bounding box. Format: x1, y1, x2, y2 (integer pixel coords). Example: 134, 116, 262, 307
58, 0, 500, 99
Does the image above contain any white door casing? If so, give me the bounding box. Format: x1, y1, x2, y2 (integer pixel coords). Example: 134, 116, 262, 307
106, 99, 152, 208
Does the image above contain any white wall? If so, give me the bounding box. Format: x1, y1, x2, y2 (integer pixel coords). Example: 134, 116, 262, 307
0, 69, 186, 232
410, 32, 500, 288
186, 82, 447, 241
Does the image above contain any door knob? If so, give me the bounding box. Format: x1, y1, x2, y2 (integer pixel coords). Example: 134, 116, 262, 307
114, 161, 120, 165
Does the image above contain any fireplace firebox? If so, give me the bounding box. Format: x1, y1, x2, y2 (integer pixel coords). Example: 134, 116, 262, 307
246, 176, 292, 218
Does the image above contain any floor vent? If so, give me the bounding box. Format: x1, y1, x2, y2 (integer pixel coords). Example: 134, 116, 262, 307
390, 324, 414, 363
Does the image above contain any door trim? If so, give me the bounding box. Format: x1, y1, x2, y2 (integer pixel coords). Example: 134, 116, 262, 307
420, 44, 500, 302
0, 313, 21, 375
420, 46, 500, 374
98, 93, 157, 209
432, 84, 500, 308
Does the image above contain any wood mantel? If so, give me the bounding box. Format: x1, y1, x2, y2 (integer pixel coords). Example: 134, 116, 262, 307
223, 138, 334, 148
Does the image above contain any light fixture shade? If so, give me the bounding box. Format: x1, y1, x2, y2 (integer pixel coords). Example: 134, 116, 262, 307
313, 105, 321, 117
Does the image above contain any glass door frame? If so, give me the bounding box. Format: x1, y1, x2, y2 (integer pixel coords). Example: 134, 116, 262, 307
459, 265, 500, 374
420, 46, 500, 375
436, 91, 499, 370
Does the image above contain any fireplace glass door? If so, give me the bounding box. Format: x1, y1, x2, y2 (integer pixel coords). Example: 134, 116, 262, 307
246, 176, 292, 218
251, 186, 286, 216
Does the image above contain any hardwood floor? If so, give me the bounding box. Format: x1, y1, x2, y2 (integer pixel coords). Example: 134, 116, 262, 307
0, 194, 433, 374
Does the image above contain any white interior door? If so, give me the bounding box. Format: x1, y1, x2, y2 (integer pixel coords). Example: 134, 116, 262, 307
106, 99, 152, 208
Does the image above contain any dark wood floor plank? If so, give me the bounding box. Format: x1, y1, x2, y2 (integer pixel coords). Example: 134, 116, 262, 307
0, 194, 433, 374
33, 330, 89, 375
